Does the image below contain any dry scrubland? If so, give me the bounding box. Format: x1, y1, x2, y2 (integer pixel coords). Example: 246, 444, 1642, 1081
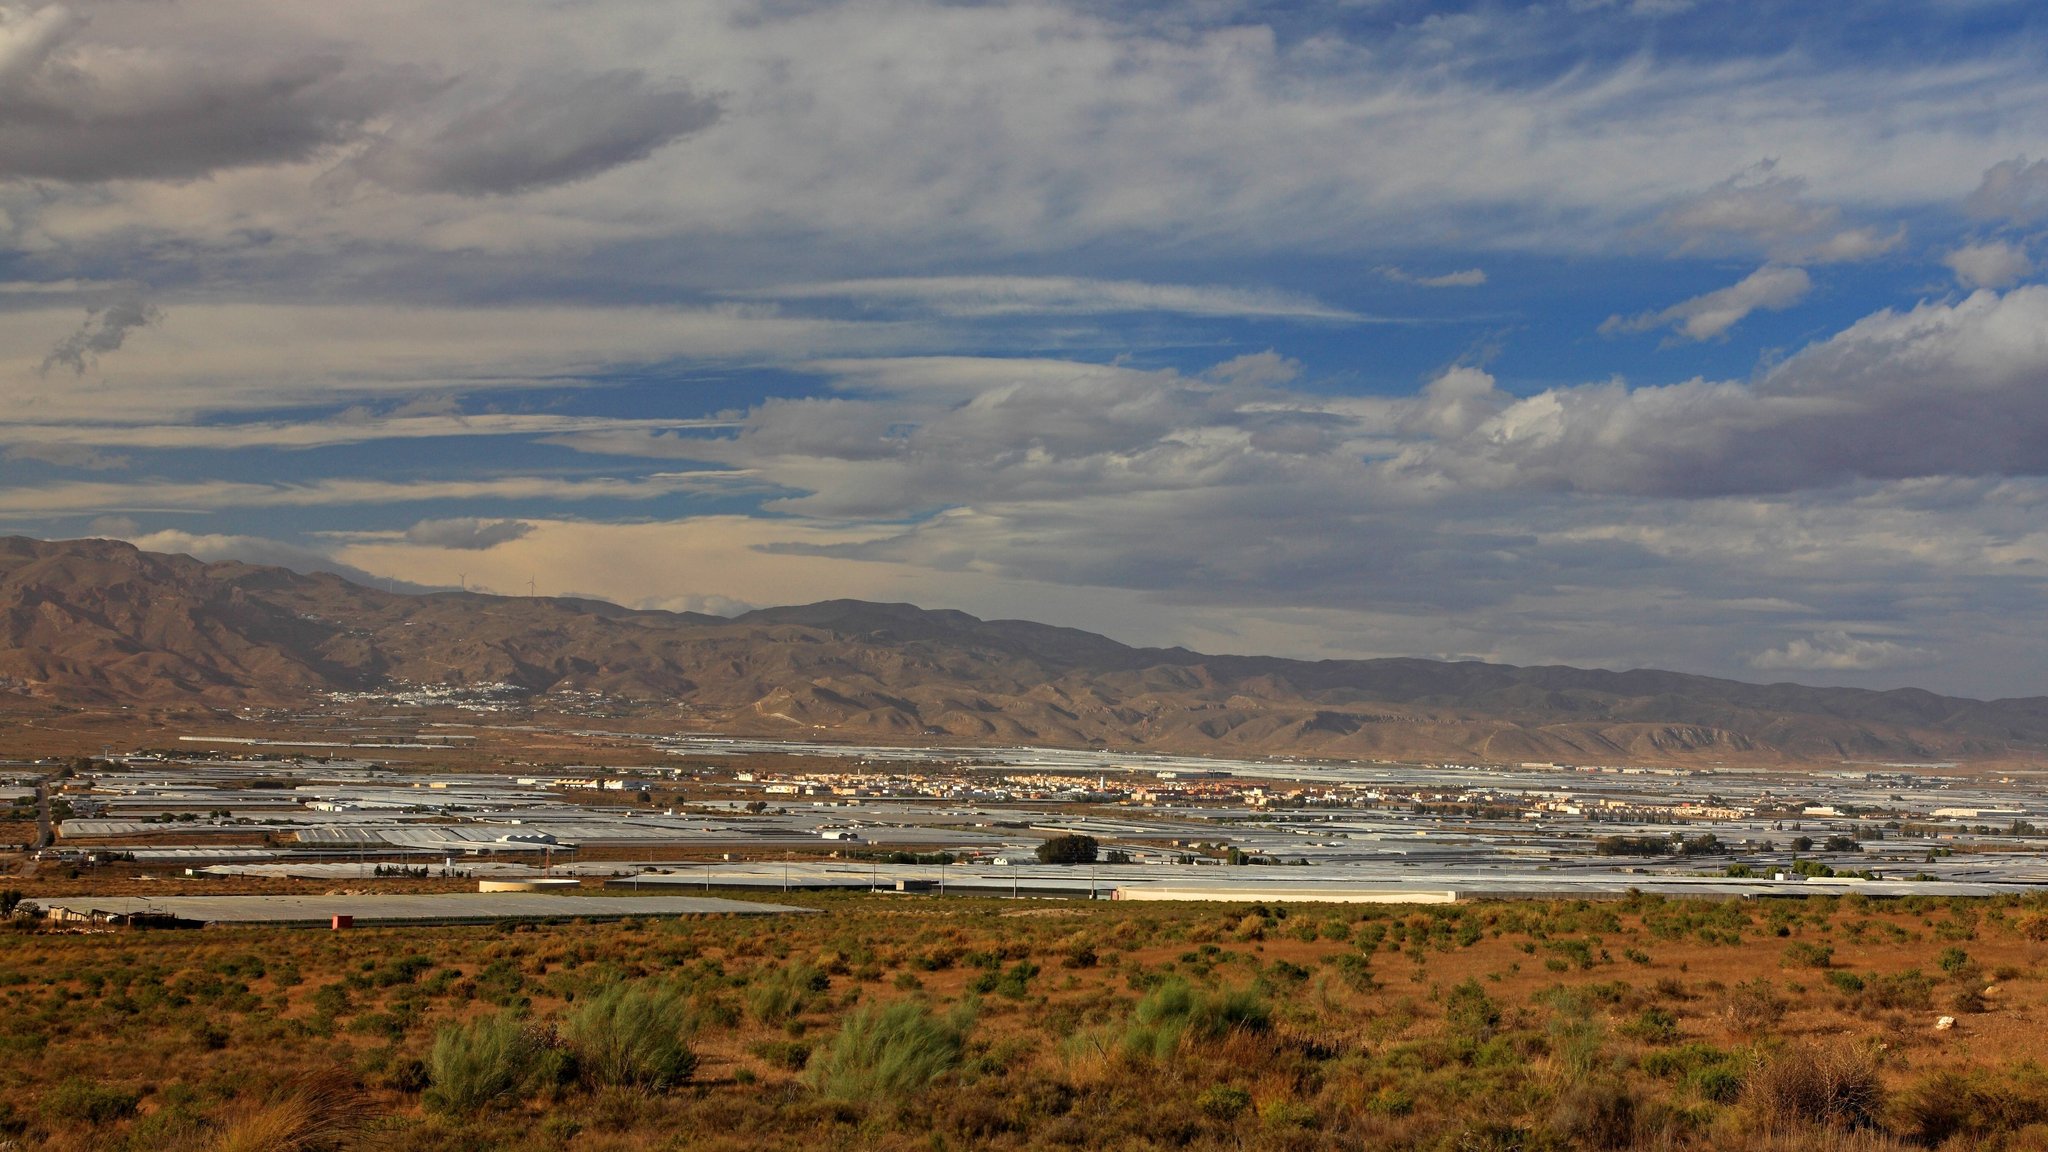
4, 892, 2048, 1151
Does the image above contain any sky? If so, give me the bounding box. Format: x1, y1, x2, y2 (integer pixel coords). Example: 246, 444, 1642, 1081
5, 1, 2048, 697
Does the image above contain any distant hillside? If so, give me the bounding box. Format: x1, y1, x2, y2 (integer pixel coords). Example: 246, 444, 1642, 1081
2, 535, 2045, 767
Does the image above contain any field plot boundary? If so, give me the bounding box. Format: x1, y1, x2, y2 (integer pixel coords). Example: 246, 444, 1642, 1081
31, 892, 809, 926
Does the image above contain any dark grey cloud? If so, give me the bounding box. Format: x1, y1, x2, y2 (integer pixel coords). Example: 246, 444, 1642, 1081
402, 517, 533, 550
39, 283, 156, 375
0, 8, 708, 195
0, 6, 395, 182
338, 71, 718, 196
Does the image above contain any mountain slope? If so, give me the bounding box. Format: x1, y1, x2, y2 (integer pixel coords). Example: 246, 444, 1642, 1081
1, 535, 2043, 766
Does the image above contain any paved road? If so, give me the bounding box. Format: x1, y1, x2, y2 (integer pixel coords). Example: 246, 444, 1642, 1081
16, 772, 55, 878
33, 775, 52, 850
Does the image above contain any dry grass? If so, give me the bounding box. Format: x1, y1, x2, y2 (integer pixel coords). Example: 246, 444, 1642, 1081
1744, 1040, 1887, 1132
207, 1070, 366, 1152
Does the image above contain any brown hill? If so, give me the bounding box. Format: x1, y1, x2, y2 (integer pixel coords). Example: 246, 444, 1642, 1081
2, 534, 2045, 767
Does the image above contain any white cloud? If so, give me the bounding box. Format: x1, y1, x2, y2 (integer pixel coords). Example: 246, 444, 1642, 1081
1658, 162, 1902, 264
1966, 156, 2048, 224
0, 279, 118, 295
122, 529, 395, 585
3, 442, 128, 470
85, 514, 137, 538
1569, 0, 1698, 15
0, 302, 916, 424
1944, 240, 2033, 289
1806, 226, 1905, 264
1663, 164, 1831, 243
331, 70, 719, 196
0, 471, 759, 516
744, 276, 1363, 320
637, 592, 755, 617
0, 413, 737, 452
1602, 264, 1811, 341
9, 2, 2048, 266
1381, 267, 1487, 288
401, 517, 533, 550
1397, 286, 2048, 496
1750, 630, 1933, 672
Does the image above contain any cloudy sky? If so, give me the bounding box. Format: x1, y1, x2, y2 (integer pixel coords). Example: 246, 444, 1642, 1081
6, 1, 2048, 696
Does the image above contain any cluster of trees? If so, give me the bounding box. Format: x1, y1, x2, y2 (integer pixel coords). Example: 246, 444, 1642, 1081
1784, 834, 1861, 852
1035, 834, 1098, 864
1594, 834, 1725, 858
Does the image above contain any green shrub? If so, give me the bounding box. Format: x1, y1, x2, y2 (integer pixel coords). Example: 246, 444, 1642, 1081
750, 1038, 812, 1071
808, 999, 974, 1103
1823, 970, 1865, 994
1196, 1084, 1252, 1121
1781, 941, 1833, 969
1445, 978, 1502, 1046
1862, 969, 1934, 1011
40, 1077, 139, 1126
1721, 978, 1784, 1034
1640, 1041, 1743, 1103
992, 961, 1039, 1000
309, 983, 352, 1017
562, 982, 698, 1091
1619, 1007, 1679, 1045
1261, 1099, 1317, 1129
1331, 952, 1376, 992
1549, 1078, 1638, 1149
1688, 1063, 1743, 1104
748, 962, 829, 1024
1124, 978, 1271, 1059
1548, 1007, 1610, 1078
424, 1011, 550, 1114
473, 959, 526, 1006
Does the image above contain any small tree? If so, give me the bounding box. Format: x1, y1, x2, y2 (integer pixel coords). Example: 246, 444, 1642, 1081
1036, 834, 1098, 865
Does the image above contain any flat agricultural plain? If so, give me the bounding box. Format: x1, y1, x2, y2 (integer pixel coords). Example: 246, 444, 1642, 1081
2, 886, 2048, 1151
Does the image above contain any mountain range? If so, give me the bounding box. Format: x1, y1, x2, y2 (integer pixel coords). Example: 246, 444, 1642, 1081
2, 534, 2045, 768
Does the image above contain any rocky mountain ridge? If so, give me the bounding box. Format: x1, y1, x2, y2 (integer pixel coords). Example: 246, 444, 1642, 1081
2, 535, 2044, 767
